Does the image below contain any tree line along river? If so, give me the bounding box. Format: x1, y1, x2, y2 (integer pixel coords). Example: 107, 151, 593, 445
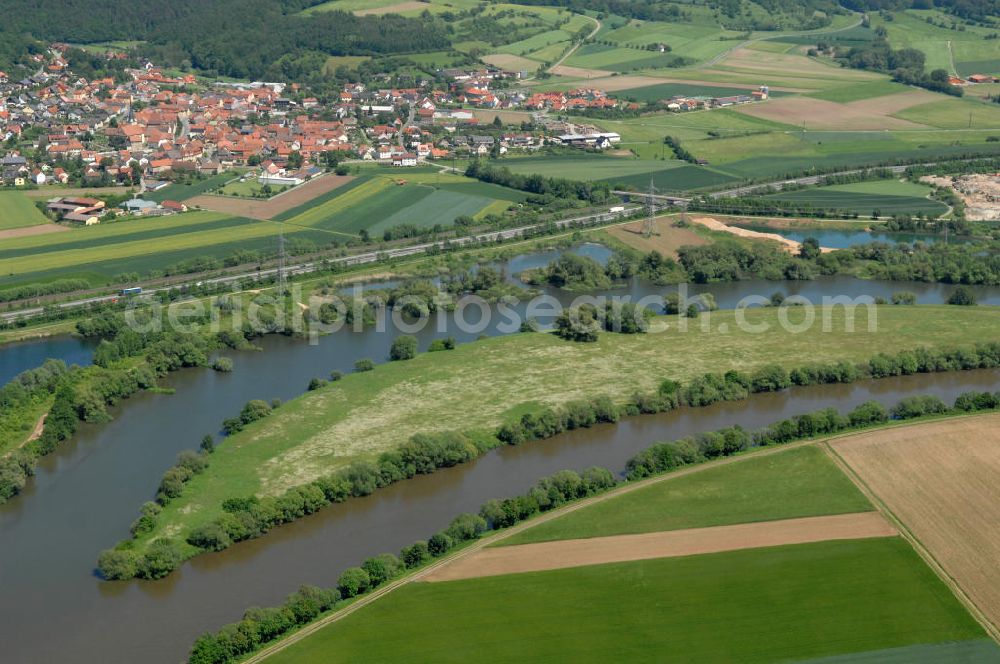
0, 244, 999, 663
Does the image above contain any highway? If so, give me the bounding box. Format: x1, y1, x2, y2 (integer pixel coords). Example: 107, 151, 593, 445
1, 205, 638, 324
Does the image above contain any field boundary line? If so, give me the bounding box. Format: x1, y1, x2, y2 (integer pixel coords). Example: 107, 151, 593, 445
821, 423, 1000, 644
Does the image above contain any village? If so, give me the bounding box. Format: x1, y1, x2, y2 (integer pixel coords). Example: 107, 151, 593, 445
0, 44, 786, 225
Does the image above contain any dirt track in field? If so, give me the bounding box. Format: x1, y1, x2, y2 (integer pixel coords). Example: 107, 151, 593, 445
423, 512, 894, 582
185, 174, 353, 220
0, 224, 69, 240
830, 413, 1000, 633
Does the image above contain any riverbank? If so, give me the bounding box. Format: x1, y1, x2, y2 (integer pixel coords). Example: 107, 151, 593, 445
109, 305, 1000, 576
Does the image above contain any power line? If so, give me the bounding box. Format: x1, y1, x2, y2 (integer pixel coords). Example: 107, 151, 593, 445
643, 175, 658, 238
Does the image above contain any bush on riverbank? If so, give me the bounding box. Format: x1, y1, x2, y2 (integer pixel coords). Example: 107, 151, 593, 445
185, 390, 1000, 664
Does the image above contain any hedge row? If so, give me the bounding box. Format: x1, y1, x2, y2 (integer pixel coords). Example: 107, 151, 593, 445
101, 342, 1000, 580
186, 389, 1000, 664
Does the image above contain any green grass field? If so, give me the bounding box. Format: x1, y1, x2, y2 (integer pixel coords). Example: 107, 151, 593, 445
613, 82, 789, 102
133, 305, 1000, 561
143, 172, 237, 203
893, 99, 1000, 130
501, 154, 686, 180
605, 164, 739, 192
0, 192, 50, 230
501, 446, 871, 546
266, 538, 986, 664
763, 179, 949, 216
807, 80, 912, 103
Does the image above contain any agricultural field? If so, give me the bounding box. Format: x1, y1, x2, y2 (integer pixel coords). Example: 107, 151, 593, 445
278, 172, 522, 235
611, 81, 790, 103
269, 538, 987, 664
501, 154, 687, 180
498, 154, 735, 192
831, 413, 1000, 632
0, 191, 51, 230
265, 435, 994, 664
142, 172, 238, 203
0, 170, 522, 289
763, 179, 950, 217
130, 305, 1000, 563
893, 98, 1000, 130
189, 174, 356, 220
501, 445, 872, 546
0, 211, 292, 289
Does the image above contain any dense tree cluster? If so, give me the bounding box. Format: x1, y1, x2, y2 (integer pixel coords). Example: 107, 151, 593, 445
837, 36, 962, 96
465, 161, 613, 205
0, 0, 450, 79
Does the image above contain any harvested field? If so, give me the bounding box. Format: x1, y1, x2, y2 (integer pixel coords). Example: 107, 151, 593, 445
185, 175, 353, 220
736, 96, 929, 130
605, 218, 708, 257
690, 215, 833, 253
831, 413, 1000, 633
353, 1, 425, 15
0, 223, 69, 240
424, 512, 896, 582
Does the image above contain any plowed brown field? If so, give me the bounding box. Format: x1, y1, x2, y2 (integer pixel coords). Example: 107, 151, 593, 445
831, 414, 1000, 632
424, 512, 894, 582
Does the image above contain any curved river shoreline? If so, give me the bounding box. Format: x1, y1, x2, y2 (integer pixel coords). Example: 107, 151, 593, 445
1, 247, 1000, 663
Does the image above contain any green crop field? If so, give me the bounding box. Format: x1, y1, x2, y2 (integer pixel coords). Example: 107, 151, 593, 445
501, 154, 685, 180
143, 172, 237, 203
605, 164, 739, 192
566, 43, 691, 72
763, 179, 949, 216
807, 80, 912, 103
0, 211, 299, 288
0, 192, 50, 230
893, 99, 1000, 130
267, 538, 986, 664
132, 305, 1000, 562
613, 82, 789, 102
501, 446, 871, 546
278, 174, 522, 236
370, 187, 494, 233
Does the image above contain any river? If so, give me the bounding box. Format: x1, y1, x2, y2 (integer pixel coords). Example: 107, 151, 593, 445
1, 247, 999, 663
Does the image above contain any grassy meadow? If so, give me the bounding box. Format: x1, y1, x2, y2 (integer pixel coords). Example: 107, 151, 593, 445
265, 538, 987, 664
763, 179, 949, 216
0, 192, 51, 230
500, 446, 872, 546
132, 305, 1000, 560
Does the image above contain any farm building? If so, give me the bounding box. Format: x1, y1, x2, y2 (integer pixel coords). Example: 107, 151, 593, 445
557, 132, 621, 149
